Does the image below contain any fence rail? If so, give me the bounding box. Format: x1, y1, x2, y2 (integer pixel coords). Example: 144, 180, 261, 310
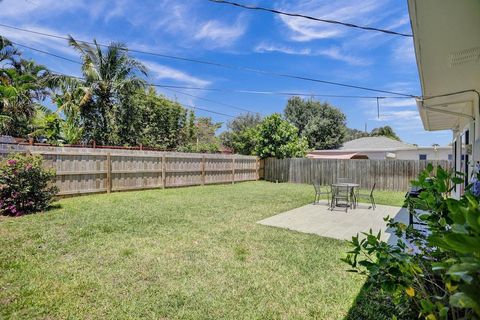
264, 158, 452, 191
1, 144, 259, 196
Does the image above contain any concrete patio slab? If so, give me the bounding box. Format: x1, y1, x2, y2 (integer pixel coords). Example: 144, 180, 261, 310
257, 201, 409, 243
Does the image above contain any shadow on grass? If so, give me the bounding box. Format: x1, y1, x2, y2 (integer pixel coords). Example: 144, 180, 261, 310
344, 275, 416, 320
45, 203, 62, 212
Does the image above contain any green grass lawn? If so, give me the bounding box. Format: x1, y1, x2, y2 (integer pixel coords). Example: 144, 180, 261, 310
0, 181, 406, 319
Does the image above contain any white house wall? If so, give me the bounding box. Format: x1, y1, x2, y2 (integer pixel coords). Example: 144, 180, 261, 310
395, 149, 451, 161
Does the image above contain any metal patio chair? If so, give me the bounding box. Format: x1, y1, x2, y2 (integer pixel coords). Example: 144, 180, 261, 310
313, 182, 331, 206
355, 183, 376, 210
330, 185, 350, 212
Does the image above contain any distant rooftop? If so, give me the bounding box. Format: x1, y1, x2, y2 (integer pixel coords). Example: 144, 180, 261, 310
340, 137, 415, 151
311, 136, 450, 153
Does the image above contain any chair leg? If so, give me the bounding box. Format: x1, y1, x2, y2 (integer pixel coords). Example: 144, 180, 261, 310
371, 196, 376, 210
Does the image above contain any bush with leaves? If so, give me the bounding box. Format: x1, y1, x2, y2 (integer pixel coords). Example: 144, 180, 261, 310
0, 153, 58, 216
343, 164, 480, 319
253, 113, 308, 159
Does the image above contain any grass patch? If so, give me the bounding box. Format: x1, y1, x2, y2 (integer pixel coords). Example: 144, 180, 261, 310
0, 181, 405, 319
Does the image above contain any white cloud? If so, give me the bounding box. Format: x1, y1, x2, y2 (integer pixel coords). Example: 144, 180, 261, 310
379, 98, 417, 108
0, 24, 78, 58
375, 110, 420, 121
254, 42, 369, 66
277, 0, 385, 42
254, 43, 312, 55
392, 37, 416, 63
194, 18, 246, 47
0, 0, 84, 20
144, 61, 211, 88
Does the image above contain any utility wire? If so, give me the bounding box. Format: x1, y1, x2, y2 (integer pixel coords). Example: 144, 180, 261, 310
162, 87, 258, 114
0, 23, 417, 98
11, 39, 413, 100
208, 0, 413, 38
46, 69, 236, 119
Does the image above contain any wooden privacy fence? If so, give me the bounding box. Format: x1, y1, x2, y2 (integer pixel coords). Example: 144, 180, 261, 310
264, 158, 452, 191
0, 144, 259, 196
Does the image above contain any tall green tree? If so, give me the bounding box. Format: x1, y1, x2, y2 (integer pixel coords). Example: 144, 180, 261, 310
220, 113, 262, 155
254, 114, 308, 159
135, 88, 188, 150
284, 96, 347, 149
67, 36, 147, 145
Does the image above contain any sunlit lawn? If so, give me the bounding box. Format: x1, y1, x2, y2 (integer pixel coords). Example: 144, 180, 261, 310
0, 181, 406, 319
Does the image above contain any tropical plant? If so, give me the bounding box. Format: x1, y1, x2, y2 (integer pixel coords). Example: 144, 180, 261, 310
0, 59, 52, 137
0, 153, 58, 216
253, 113, 308, 159
343, 164, 480, 319
67, 36, 147, 145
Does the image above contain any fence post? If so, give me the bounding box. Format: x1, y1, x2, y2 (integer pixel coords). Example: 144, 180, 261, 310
201, 156, 206, 185
162, 155, 166, 189
106, 153, 112, 194
256, 158, 260, 180
232, 157, 235, 184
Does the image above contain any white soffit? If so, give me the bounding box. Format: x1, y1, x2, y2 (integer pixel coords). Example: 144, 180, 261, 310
409, 0, 480, 131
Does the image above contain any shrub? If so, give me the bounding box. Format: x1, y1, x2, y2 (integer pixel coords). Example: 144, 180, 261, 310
343, 164, 480, 319
0, 153, 58, 216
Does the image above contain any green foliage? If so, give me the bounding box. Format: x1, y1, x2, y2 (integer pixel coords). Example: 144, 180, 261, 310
253, 113, 308, 159
220, 113, 262, 155
130, 88, 188, 150
177, 116, 221, 153
0, 55, 52, 137
343, 165, 480, 319
344, 128, 370, 142
344, 126, 401, 142
370, 125, 401, 141
67, 36, 147, 145
0, 153, 58, 216
284, 96, 347, 149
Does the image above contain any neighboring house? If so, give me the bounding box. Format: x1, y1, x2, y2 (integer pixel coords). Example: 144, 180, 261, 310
307, 136, 451, 160
408, 0, 480, 197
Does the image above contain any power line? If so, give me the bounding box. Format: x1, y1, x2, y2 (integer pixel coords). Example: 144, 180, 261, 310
162, 87, 258, 114
208, 0, 413, 38
11, 41, 82, 65
0, 23, 417, 98
46, 69, 236, 119
11, 39, 414, 101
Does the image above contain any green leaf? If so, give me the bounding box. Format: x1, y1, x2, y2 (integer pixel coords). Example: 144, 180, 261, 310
450, 292, 480, 310
443, 233, 480, 254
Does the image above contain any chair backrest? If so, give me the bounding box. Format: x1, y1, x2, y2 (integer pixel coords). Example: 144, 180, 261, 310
313, 182, 321, 193
337, 177, 352, 184
370, 183, 376, 196
332, 185, 349, 196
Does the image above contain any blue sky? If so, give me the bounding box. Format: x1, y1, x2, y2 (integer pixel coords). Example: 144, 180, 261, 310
0, 0, 451, 146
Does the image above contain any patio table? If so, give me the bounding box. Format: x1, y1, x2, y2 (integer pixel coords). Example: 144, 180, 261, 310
330, 183, 359, 210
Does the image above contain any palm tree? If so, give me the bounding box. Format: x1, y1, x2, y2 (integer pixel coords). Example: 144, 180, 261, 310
0, 58, 52, 136
0, 36, 19, 65
67, 36, 147, 145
